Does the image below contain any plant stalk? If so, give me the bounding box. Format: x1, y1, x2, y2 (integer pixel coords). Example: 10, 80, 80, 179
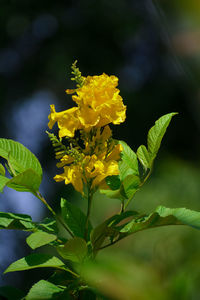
35, 192, 74, 238
84, 186, 93, 240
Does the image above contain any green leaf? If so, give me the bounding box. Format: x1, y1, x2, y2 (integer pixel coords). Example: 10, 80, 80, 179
61, 198, 92, 239
57, 237, 87, 263
0, 175, 10, 192
6, 168, 42, 192
26, 280, 64, 300
91, 211, 138, 251
0, 286, 25, 300
100, 141, 140, 202
120, 206, 200, 235
118, 140, 139, 179
4, 253, 65, 274
136, 145, 150, 170
0, 163, 5, 176
0, 138, 42, 177
99, 188, 123, 200
26, 232, 57, 250
105, 175, 121, 191
147, 113, 177, 164
122, 174, 140, 199
0, 211, 35, 231
36, 217, 58, 234
48, 270, 74, 285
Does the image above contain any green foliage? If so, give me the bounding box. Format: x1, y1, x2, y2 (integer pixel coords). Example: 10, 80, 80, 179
6, 169, 42, 192
61, 198, 92, 239
0, 138, 42, 193
0, 138, 42, 176
91, 211, 138, 252
136, 145, 150, 172
90, 205, 200, 253
2, 112, 200, 299
0, 169, 41, 193
147, 113, 177, 163
120, 206, 200, 235
0, 175, 10, 192
26, 232, 57, 250
100, 141, 140, 201
119, 140, 139, 177
105, 175, 121, 190
25, 280, 65, 300
0, 211, 35, 231
137, 113, 177, 173
0, 212, 59, 236
36, 217, 58, 234
57, 237, 87, 263
0, 163, 5, 176
4, 253, 65, 274
101, 113, 177, 209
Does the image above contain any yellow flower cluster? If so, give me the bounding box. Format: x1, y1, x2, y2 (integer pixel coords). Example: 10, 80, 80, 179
48, 70, 126, 194
54, 126, 123, 193
48, 73, 126, 138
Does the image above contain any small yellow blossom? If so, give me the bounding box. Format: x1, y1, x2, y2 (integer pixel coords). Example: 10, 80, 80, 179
48, 105, 81, 138
91, 160, 119, 188
54, 164, 83, 193
57, 107, 80, 138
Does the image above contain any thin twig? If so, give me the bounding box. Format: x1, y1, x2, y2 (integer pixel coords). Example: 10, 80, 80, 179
84, 186, 93, 240
35, 192, 74, 238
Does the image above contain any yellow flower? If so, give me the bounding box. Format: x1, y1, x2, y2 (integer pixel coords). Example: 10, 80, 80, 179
48, 105, 80, 138
91, 160, 119, 188
54, 164, 84, 193
67, 73, 126, 131
83, 154, 120, 189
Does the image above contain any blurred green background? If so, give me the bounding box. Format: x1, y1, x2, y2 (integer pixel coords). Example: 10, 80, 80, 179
1, 0, 200, 299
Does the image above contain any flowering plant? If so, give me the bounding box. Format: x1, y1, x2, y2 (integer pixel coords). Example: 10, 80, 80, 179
0, 62, 200, 299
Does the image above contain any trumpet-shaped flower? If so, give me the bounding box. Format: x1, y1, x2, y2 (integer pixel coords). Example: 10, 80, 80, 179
54, 164, 83, 193
48, 105, 80, 138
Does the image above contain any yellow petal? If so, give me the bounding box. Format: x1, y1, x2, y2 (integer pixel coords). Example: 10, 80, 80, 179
54, 165, 83, 193
57, 107, 80, 138
91, 160, 119, 188
78, 106, 100, 128
107, 144, 123, 161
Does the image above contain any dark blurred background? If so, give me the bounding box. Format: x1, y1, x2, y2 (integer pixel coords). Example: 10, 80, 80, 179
1, 0, 200, 298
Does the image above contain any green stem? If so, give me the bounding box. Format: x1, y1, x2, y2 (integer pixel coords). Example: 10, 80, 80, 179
35, 192, 74, 238
98, 236, 123, 251
124, 169, 153, 210
84, 186, 93, 240
120, 200, 125, 213
62, 267, 80, 278
124, 196, 133, 210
